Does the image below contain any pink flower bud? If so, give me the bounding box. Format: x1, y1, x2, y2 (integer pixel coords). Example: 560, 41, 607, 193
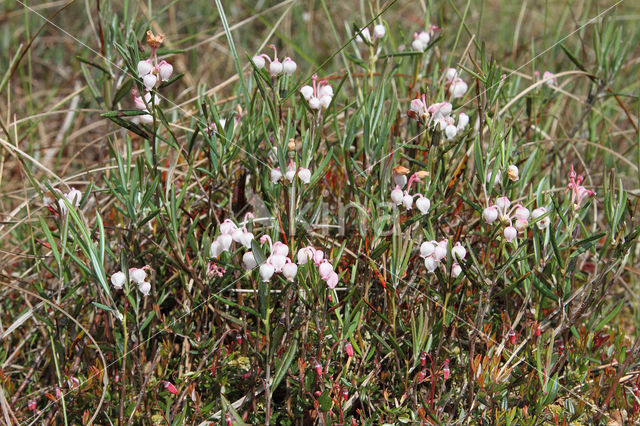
164, 381, 178, 395
507, 329, 516, 345
345, 342, 354, 357
314, 361, 323, 377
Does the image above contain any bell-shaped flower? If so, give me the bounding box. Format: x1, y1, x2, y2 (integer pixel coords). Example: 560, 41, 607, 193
137, 59, 154, 77
457, 113, 469, 130
111, 271, 126, 289
318, 260, 334, 280
416, 195, 431, 214
355, 27, 371, 43
285, 162, 296, 182
300, 85, 314, 100
218, 233, 233, 252
272, 241, 289, 257
270, 167, 283, 183
282, 57, 297, 74
452, 263, 462, 278
269, 59, 283, 77
495, 196, 511, 212
298, 167, 311, 184
268, 254, 287, 273
313, 249, 325, 265
390, 185, 404, 205
252, 55, 266, 69
325, 271, 339, 289
504, 226, 517, 242
531, 207, 550, 230
297, 246, 315, 265
507, 165, 519, 182
444, 124, 458, 140
420, 241, 435, 258
424, 256, 437, 273
138, 281, 151, 296
449, 78, 468, 98
143, 74, 157, 90
210, 240, 223, 258
130, 268, 146, 284
157, 60, 173, 81
514, 206, 530, 221
220, 219, 237, 235
402, 192, 414, 210
373, 24, 386, 39
240, 231, 254, 249
259, 263, 275, 282
243, 251, 257, 270
282, 260, 298, 281
452, 242, 466, 261
433, 241, 447, 261
483, 206, 499, 224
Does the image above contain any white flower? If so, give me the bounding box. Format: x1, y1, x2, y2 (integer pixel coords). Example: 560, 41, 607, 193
325, 272, 339, 289
390, 186, 403, 205
243, 251, 257, 270
66, 188, 82, 207
282, 261, 298, 281
515, 218, 528, 231
111, 271, 126, 289
269, 254, 287, 272
318, 260, 333, 280
282, 57, 297, 74
252, 55, 266, 69
272, 242, 289, 257
297, 247, 315, 265
457, 113, 469, 130
298, 167, 311, 184
420, 241, 435, 258
137, 59, 153, 77
486, 169, 501, 187
313, 249, 324, 265
416, 196, 431, 214
157, 60, 173, 81
139, 114, 153, 124
495, 196, 511, 211
318, 85, 333, 98
143, 74, 157, 90
444, 68, 458, 82
210, 240, 223, 258
532, 207, 550, 230
417, 31, 430, 45
514, 207, 530, 221
300, 86, 314, 100
308, 97, 321, 110
483, 206, 499, 224
373, 24, 386, 39
259, 263, 275, 282
319, 95, 332, 109
402, 193, 414, 210
433, 242, 447, 261
231, 228, 245, 243
219, 219, 237, 235
411, 39, 425, 52
452, 242, 466, 261
218, 234, 233, 251
504, 226, 517, 242
240, 232, 254, 249
452, 263, 462, 277
355, 27, 371, 43
130, 268, 146, 284
445, 124, 458, 140
449, 78, 468, 98
270, 167, 283, 183
424, 256, 437, 272
138, 281, 151, 296
269, 60, 283, 77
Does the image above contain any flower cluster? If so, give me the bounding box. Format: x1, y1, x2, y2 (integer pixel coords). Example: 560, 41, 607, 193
133, 32, 173, 123
297, 246, 339, 289
566, 165, 595, 209
410, 25, 440, 52
252, 45, 297, 77
111, 266, 152, 296
271, 161, 311, 184
354, 24, 386, 44
300, 74, 334, 110
251, 236, 298, 282
390, 170, 431, 214
483, 197, 549, 242
408, 98, 469, 140
210, 218, 255, 258
420, 239, 466, 277
443, 68, 468, 99
534, 70, 557, 86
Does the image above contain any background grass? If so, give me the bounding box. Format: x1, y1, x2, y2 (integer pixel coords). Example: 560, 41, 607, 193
1, 0, 640, 424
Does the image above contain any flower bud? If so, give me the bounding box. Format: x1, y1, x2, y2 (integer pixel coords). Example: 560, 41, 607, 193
345, 342, 354, 357
373, 24, 386, 39
163, 381, 178, 395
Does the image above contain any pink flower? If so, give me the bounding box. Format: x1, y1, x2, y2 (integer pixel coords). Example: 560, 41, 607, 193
345, 342, 354, 357
163, 381, 178, 395
566, 165, 595, 208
